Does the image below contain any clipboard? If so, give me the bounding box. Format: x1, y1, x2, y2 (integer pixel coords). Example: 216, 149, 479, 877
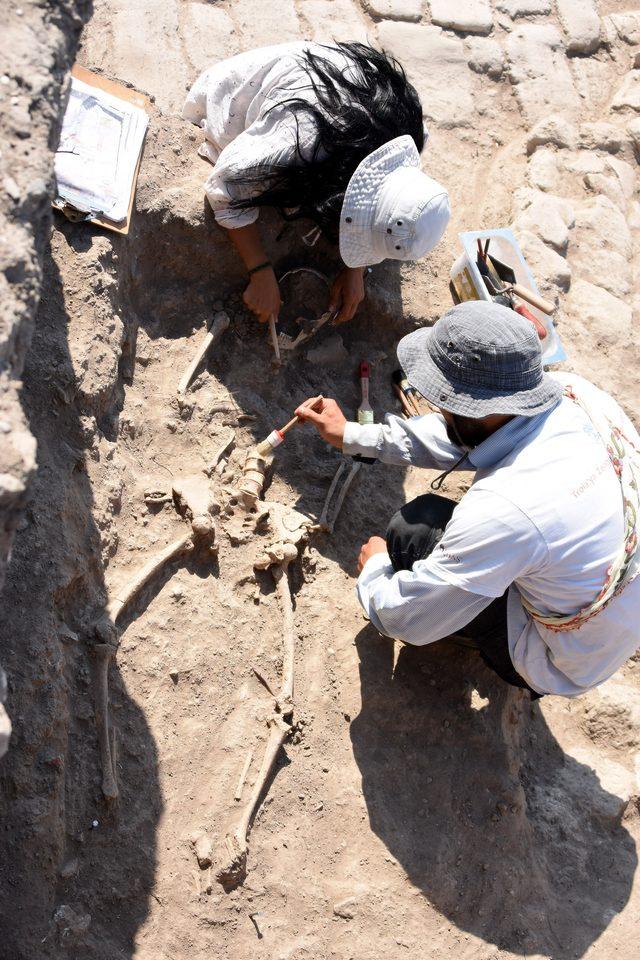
52, 65, 150, 236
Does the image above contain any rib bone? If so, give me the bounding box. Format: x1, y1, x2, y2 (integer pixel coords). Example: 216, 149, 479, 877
177, 311, 230, 395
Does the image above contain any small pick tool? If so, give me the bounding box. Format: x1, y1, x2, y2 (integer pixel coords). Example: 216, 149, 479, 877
256, 396, 323, 457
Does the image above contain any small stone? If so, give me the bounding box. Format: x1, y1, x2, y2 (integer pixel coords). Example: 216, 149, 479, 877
612, 71, 640, 114
430, 0, 493, 36
466, 37, 504, 79
193, 830, 213, 869
526, 115, 577, 154
58, 624, 78, 644
333, 897, 357, 919
54, 904, 91, 943
556, 0, 601, 54
170, 586, 183, 600
90, 820, 99, 829
628, 118, 640, 161
59, 858, 79, 879
496, 0, 550, 16
365, 0, 422, 22
607, 12, 640, 46
169, 670, 179, 684
3, 177, 20, 200
578, 122, 626, 153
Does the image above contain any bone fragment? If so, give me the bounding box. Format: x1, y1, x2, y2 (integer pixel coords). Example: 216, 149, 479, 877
107, 532, 193, 624
208, 429, 235, 476
92, 643, 118, 800
238, 449, 268, 508
320, 460, 346, 530
143, 487, 172, 506
234, 750, 253, 802
327, 461, 361, 534
177, 311, 230, 395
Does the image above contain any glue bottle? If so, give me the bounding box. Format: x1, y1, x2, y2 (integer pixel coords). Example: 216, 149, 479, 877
358, 360, 374, 425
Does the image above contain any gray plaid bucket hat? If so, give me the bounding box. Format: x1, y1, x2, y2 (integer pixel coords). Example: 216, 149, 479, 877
397, 301, 563, 418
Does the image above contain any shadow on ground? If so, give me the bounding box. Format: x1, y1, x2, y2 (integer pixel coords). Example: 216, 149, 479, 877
0, 238, 162, 959
351, 625, 638, 959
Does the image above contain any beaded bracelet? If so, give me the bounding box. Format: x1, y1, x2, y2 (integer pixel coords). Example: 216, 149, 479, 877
247, 260, 273, 277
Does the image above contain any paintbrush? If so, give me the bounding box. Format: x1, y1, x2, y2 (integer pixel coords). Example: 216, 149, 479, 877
255, 395, 323, 456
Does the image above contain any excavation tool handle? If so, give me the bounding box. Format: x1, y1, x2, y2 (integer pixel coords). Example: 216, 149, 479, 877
514, 302, 548, 340
510, 284, 555, 317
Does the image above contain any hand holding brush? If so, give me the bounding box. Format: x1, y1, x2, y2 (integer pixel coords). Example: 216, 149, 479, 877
256, 395, 324, 456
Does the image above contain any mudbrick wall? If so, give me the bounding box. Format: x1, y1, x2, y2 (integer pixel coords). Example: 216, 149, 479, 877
0, 2, 93, 756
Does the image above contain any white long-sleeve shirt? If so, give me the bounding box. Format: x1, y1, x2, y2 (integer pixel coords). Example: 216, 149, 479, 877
345, 372, 640, 697
182, 42, 357, 228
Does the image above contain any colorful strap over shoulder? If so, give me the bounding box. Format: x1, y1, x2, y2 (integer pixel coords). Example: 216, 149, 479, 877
521, 385, 640, 633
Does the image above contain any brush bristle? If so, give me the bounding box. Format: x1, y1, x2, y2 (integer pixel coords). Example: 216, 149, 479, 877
255, 439, 272, 457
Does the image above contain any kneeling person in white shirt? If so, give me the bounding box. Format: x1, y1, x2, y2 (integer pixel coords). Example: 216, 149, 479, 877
183, 42, 450, 325
295, 301, 640, 699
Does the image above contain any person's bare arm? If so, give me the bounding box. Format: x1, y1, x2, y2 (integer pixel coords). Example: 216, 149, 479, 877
227, 222, 281, 324
330, 266, 366, 324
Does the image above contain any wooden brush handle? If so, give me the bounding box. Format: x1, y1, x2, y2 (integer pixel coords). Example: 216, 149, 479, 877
511, 283, 555, 316
280, 395, 323, 435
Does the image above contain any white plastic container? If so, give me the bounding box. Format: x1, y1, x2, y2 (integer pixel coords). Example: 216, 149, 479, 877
450, 228, 566, 366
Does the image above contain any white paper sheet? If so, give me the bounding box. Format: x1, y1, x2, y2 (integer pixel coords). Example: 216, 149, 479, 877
55, 77, 148, 223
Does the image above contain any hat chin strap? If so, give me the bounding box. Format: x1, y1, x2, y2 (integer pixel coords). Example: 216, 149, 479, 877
429, 415, 472, 490
430, 449, 470, 491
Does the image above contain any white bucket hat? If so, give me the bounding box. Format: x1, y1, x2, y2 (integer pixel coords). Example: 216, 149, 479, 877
339, 135, 451, 269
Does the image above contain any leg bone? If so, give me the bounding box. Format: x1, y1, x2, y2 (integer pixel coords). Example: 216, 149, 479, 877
216, 559, 296, 888
177, 311, 230, 396
92, 643, 118, 800
107, 532, 193, 625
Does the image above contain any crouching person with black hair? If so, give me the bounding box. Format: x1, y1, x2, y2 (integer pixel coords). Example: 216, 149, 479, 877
182, 42, 450, 325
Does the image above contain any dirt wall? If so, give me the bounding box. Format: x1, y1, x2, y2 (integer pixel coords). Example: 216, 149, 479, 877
0, 1, 93, 756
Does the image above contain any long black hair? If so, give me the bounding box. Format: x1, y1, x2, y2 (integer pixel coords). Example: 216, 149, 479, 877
227, 43, 424, 241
